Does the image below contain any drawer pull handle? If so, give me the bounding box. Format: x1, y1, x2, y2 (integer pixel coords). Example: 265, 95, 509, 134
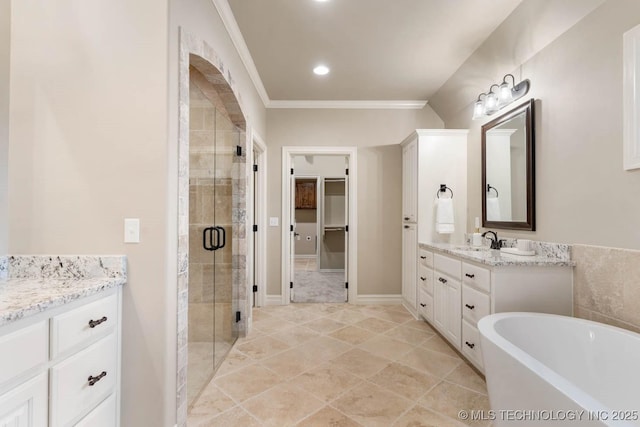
465, 273, 475, 278
88, 316, 108, 328
465, 304, 475, 310
420, 303, 426, 307
465, 341, 475, 349
88, 371, 107, 386
438, 277, 447, 283
420, 256, 426, 260
420, 277, 426, 281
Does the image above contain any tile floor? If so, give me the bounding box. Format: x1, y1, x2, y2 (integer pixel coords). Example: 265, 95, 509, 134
187, 303, 491, 427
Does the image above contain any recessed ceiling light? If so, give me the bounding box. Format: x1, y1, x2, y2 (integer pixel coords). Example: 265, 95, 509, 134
314, 0, 330, 2
313, 65, 330, 76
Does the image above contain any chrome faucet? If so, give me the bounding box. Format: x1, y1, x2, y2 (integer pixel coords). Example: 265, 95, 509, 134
482, 230, 502, 249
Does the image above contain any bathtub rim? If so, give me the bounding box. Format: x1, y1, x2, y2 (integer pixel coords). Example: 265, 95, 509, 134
478, 312, 640, 422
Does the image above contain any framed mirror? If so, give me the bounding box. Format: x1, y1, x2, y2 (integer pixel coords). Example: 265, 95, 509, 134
482, 98, 535, 230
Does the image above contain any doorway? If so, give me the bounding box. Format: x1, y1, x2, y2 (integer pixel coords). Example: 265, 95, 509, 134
250, 131, 267, 309
281, 147, 358, 305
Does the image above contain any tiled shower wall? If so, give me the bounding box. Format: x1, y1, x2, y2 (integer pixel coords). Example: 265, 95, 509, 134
573, 244, 640, 334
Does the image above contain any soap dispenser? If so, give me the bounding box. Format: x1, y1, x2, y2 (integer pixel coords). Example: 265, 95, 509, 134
472, 217, 483, 247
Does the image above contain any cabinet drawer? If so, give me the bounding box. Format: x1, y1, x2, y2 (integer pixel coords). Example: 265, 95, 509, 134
462, 320, 483, 370
418, 249, 433, 268
434, 271, 460, 291
75, 393, 117, 427
418, 289, 433, 322
0, 321, 48, 387
50, 333, 117, 427
434, 254, 461, 280
462, 284, 490, 326
462, 262, 490, 293
418, 265, 433, 295
51, 293, 118, 359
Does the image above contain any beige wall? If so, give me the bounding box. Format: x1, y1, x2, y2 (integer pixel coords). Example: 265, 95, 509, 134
8, 1, 172, 425
7, 0, 266, 426
429, 0, 640, 250
0, 0, 8, 254
266, 107, 443, 296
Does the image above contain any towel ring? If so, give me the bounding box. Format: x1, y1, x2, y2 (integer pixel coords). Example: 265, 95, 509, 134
487, 184, 499, 197
436, 184, 454, 199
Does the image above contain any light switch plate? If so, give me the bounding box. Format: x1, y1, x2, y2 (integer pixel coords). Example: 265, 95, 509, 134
124, 218, 140, 243
269, 217, 279, 227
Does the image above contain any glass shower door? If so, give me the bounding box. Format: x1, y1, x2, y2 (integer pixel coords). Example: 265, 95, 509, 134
211, 108, 239, 369
187, 79, 239, 408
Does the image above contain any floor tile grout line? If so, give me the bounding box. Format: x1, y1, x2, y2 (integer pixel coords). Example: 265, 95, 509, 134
189, 303, 488, 425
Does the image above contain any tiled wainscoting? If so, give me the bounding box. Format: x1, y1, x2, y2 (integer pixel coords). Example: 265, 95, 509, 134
573, 244, 640, 334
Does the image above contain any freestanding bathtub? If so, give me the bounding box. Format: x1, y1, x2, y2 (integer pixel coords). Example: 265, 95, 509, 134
478, 313, 640, 426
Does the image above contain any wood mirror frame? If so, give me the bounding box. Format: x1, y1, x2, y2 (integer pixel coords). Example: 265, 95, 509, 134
481, 98, 535, 230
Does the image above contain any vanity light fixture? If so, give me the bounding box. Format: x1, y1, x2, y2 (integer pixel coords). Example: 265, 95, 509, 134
472, 74, 530, 120
313, 65, 330, 76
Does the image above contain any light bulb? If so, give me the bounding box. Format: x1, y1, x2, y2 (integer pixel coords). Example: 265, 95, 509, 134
472, 100, 484, 120
313, 65, 330, 75
484, 93, 498, 114
498, 82, 513, 107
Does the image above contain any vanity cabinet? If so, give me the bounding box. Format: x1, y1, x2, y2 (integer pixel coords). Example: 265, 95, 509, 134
0, 288, 121, 426
401, 130, 468, 316
419, 247, 573, 373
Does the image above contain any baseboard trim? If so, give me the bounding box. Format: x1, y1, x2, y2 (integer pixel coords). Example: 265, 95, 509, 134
355, 294, 402, 305
265, 295, 284, 306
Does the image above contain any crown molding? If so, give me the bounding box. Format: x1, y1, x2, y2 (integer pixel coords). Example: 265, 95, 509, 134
267, 100, 428, 109
210, 0, 429, 111
211, 0, 270, 107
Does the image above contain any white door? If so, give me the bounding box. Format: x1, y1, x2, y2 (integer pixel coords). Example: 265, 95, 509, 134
343, 163, 349, 302
290, 164, 296, 302
402, 140, 418, 222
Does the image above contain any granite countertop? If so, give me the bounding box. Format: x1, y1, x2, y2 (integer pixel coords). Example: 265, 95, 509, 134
420, 242, 575, 267
0, 255, 127, 327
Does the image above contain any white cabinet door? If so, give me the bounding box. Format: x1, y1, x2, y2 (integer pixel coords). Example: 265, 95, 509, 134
402, 140, 417, 222
445, 280, 462, 350
433, 280, 446, 333
433, 273, 461, 350
402, 224, 417, 311
0, 373, 48, 427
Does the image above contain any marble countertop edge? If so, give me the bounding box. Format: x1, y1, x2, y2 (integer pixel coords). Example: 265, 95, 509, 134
0, 277, 126, 327
420, 242, 576, 267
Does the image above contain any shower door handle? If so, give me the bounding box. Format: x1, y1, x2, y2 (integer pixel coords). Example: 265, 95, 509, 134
203, 227, 219, 251
217, 226, 226, 249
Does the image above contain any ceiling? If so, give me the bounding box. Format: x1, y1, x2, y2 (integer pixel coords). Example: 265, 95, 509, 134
226, 0, 524, 105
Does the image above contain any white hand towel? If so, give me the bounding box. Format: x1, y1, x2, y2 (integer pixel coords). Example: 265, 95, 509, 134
487, 197, 501, 221
435, 197, 455, 234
